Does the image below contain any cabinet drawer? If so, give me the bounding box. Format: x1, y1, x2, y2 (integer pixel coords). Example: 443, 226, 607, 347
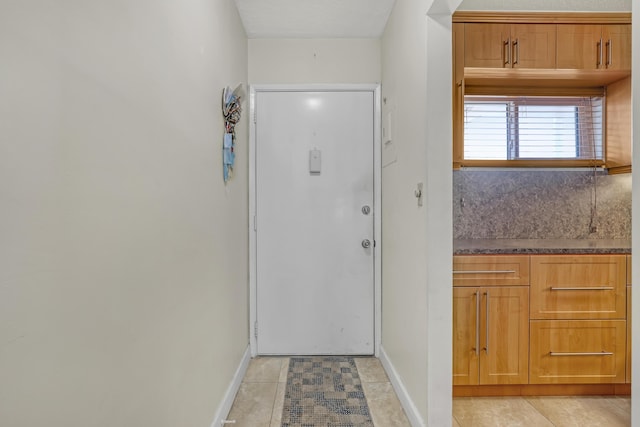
627, 255, 631, 286
530, 255, 626, 319
530, 320, 626, 384
453, 255, 529, 286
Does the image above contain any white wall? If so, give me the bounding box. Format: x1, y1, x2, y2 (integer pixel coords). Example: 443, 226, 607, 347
248, 38, 380, 83
380, 0, 456, 425
0, 1, 249, 426
632, 2, 639, 425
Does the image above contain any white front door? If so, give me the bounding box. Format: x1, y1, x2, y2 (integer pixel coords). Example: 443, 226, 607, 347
254, 90, 375, 355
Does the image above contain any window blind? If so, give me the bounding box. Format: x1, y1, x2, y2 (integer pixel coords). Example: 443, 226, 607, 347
464, 96, 603, 161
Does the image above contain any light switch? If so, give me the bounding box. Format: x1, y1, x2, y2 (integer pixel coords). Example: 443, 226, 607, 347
309, 149, 321, 174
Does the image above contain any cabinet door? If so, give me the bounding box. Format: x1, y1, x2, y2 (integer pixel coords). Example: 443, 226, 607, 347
530, 320, 626, 384
479, 287, 529, 384
510, 24, 556, 69
627, 286, 631, 383
453, 287, 479, 385
530, 255, 626, 319
556, 24, 602, 69
602, 24, 631, 71
464, 23, 510, 68
453, 255, 530, 287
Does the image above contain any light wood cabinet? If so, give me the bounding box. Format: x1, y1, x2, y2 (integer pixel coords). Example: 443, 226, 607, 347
454, 253, 631, 393
453, 286, 529, 385
453, 287, 479, 385
557, 24, 631, 71
464, 23, 556, 69
605, 76, 632, 174
627, 286, 631, 383
453, 255, 530, 287
530, 320, 626, 384
530, 255, 627, 320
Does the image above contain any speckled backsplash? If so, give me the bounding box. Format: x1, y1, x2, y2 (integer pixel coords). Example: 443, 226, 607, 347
453, 170, 631, 239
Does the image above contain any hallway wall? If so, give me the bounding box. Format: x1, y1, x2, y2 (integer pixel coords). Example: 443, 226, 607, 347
248, 38, 381, 83
0, 1, 249, 426
380, 0, 457, 425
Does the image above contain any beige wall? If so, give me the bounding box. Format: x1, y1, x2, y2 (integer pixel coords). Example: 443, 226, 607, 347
381, 0, 434, 424
0, 1, 249, 426
248, 38, 381, 83
632, 2, 639, 424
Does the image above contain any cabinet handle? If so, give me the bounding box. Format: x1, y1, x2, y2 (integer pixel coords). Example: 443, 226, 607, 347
453, 270, 516, 274
550, 286, 614, 291
606, 39, 612, 67
549, 351, 613, 356
504, 39, 511, 66
475, 290, 480, 356
513, 38, 519, 65
484, 291, 489, 354
597, 38, 603, 67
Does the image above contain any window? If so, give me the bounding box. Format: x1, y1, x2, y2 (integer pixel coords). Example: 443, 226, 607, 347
463, 96, 603, 163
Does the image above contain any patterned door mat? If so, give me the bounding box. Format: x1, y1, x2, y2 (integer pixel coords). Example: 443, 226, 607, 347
281, 356, 374, 427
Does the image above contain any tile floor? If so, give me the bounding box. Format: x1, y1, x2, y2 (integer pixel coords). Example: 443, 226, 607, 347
225, 357, 411, 427
226, 357, 631, 427
452, 395, 631, 427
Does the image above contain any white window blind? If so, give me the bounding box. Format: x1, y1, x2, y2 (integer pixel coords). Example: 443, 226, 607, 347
464, 96, 603, 161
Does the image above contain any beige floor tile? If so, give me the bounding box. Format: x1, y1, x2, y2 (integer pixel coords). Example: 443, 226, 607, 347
227, 382, 277, 427
362, 381, 411, 427
525, 396, 631, 427
452, 415, 462, 427
278, 357, 290, 383
355, 357, 389, 383
243, 357, 285, 383
269, 382, 286, 427
453, 397, 555, 427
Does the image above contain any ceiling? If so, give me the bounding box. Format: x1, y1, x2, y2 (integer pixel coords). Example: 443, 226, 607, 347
233, 0, 397, 38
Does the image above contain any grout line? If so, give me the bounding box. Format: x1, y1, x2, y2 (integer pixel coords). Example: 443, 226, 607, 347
268, 358, 290, 426
522, 396, 557, 427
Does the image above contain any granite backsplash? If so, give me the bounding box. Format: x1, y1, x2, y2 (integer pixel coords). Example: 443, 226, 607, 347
453, 170, 631, 240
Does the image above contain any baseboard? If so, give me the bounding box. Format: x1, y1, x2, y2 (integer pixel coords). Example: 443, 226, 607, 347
210, 345, 251, 427
379, 346, 425, 427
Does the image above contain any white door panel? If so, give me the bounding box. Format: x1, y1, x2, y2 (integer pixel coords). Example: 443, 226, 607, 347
256, 91, 374, 355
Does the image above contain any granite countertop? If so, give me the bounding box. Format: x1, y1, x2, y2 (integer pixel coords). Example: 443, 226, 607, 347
454, 239, 631, 255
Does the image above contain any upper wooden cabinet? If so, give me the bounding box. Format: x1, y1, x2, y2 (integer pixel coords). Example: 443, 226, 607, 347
557, 24, 631, 71
464, 23, 556, 69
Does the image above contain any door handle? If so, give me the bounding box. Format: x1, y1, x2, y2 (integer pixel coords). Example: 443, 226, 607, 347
362, 239, 371, 249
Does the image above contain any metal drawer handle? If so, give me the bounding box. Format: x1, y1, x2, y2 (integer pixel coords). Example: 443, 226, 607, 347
550, 286, 614, 291
550, 351, 613, 356
484, 291, 489, 353
453, 270, 516, 274
475, 290, 480, 356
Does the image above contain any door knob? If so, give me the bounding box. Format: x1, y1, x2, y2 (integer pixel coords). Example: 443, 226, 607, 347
362, 239, 371, 249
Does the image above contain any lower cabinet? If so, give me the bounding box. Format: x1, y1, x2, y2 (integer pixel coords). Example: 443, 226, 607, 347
530, 319, 627, 384
454, 253, 631, 394
627, 286, 632, 383
453, 286, 529, 385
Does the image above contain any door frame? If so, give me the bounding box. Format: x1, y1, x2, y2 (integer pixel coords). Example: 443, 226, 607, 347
249, 84, 382, 357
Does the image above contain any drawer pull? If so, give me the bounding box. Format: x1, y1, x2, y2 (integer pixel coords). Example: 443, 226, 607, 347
549, 351, 613, 356
550, 286, 614, 291
475, 290, 480, 356
453, 270, 516, 274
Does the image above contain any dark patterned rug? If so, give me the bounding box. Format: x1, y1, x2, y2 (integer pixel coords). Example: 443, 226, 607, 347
281, 356, 374, 427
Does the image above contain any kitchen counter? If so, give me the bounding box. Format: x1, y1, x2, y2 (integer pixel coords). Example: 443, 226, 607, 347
454, 239, 631, 255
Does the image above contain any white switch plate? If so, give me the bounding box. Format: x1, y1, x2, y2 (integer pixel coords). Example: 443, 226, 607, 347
309, 149, 321, 174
